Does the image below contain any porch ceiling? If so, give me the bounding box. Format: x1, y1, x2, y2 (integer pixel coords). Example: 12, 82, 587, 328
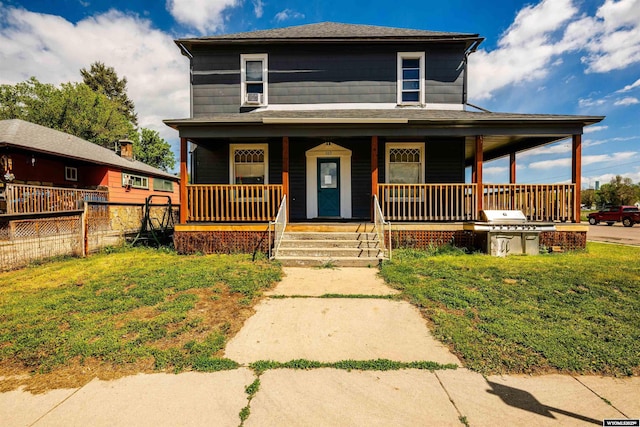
164, 109, 604, 161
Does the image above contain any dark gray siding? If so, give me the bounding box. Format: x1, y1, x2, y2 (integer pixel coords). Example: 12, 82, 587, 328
288, 138, 315, 220
190, 43, 466, 116
192, 142, 229, 184
426, 138, 465, 183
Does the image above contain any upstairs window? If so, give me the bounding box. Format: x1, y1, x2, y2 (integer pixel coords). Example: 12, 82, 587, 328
386, 143, 424, 184
230, 144, 269, 185
241, 54, 268, 106
397, 52, 425, 105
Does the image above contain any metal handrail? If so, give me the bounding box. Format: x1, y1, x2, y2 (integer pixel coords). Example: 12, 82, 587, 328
268, 195, 287, 259
373, 194, 392, 261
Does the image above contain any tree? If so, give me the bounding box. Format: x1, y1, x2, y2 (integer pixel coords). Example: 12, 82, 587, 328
81, 62, 138, 125
595, 175, 640, 207
134, 128, 176, 172
0, 77, 136, 149
581, 188, 596, 209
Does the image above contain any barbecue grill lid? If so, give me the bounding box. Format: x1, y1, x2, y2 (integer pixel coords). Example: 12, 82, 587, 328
480, 210, 528, 223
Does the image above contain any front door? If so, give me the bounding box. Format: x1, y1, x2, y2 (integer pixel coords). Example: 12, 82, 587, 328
317, 158, 340, 217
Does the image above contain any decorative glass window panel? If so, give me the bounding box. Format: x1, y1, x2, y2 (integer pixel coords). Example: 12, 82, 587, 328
388, 148, 422, 184
234, 149, 265, 184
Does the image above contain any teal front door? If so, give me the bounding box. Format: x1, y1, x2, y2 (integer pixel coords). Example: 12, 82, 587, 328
317, 158, 340, 217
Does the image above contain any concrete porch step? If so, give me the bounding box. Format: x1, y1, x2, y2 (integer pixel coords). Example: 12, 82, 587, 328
277, 247, 382, 258
281, 232, 378, 241
276, 256, 383, 268
278, 239, 380, 249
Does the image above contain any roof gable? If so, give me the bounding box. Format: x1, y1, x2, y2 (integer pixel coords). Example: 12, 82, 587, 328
0, 119, 177, 180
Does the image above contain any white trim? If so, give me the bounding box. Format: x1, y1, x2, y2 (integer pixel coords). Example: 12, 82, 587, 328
229, 143, 269, 184
305, 143, 352, 219
397, 52, 425, 106
385, 142, 425, 183
240, 53, 268, 107
253, 102, 464, 111
65, 166, 78, 182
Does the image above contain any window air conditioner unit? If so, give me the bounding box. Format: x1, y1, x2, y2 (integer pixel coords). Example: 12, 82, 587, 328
245, 93, 263, 104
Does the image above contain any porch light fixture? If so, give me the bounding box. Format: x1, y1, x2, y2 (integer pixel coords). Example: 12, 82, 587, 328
31, 155, 36, 167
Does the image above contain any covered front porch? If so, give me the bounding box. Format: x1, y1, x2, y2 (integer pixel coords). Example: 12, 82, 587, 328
165, 109, 602, 254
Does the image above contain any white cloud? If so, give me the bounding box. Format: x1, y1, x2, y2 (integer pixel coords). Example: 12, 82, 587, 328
617, 78, 640, 93
0, 6, 189, 144
469, 0, 640, 100
571, 0, 640, 73
469, 0, 578, 100
252, 0, 264, 18
584, 125, 608, 133
614, 97, 640, 106
166, 0, 240, 34
274, 8, 304, 22
528, 151, 637, 169
579, 97, 606, 108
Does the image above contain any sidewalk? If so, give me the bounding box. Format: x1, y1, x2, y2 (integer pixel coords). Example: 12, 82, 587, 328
2, 267, 639, 426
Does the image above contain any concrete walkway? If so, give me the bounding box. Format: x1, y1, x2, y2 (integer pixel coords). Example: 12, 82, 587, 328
2, 267, 639, 426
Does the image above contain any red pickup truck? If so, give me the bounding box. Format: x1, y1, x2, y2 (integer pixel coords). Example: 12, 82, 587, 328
588, 206, 640, 227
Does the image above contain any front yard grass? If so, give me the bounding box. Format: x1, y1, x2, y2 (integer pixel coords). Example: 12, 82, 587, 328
380, 243, 640, 376
0, 247, 281, 392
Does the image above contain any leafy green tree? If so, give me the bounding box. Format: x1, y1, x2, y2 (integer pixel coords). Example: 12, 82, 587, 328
581, 188, 596, 209
595, 175, 639, 207
134, 128, 176, 172
81, 61, 138, 125
0, 77, 136, 149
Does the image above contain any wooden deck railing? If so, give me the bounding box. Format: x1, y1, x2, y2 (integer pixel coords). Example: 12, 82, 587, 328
378, 184, 477, 221
2, 183, 108, 215
188, 184, 283, 222
483, 184, 575, 222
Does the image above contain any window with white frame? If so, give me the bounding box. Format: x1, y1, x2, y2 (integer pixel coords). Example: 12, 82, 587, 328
241, 54, 268, 106
122, 172, 149, 189
230, 144, 268, 185
386, 143, 425, 184
397, 52, 425, 105
65, 166, 78, 182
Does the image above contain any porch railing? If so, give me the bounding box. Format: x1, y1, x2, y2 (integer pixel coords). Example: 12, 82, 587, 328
187, 184, 283, 222
378, 184, 477, 221
483, 184, 575, 222
373, 194, 391, 260
2, 183, 108, 215
269, 195, 287, 259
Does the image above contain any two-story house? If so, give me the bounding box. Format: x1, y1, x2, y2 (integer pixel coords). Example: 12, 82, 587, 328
165, 22, 603, 263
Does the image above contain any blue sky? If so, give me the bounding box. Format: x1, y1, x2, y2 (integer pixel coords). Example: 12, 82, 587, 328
1, 0, 639, 187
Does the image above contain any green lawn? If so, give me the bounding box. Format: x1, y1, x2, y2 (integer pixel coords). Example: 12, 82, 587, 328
0, 247, 281, 391
380, 243, 640, 376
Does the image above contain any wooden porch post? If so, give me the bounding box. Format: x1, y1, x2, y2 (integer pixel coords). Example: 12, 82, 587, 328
475, 135, 484, 216
509, 152, 516, 184
282, 136, 290, 221
371, 136, 379, 219
179, 137, 188, 224
572, 134, 582, 223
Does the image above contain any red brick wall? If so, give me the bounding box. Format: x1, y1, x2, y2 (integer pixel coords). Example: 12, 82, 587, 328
540, 231, 587, 251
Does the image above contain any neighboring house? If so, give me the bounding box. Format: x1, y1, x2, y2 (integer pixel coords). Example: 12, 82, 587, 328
0, 119, 179, 214
164, 22, 603, 257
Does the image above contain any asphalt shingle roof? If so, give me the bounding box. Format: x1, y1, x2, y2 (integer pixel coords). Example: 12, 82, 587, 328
164, 109, 604, 126
177, 22, 480, 44
0, 119, 177, 180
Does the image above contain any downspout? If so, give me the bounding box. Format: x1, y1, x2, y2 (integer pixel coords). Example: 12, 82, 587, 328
462, 38, 484, 109
177, 42, 195, 183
